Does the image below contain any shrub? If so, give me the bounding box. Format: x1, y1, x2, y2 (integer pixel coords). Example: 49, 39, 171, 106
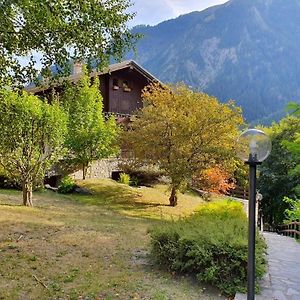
58, 176, 76, 194
193, 166, 236, 194
118, 173, 130, 185
129, 176, 139, 187
128, 169, 163, 186
0, 165, 20, 189
119, 163, 165, 186
149, 200, 266, 296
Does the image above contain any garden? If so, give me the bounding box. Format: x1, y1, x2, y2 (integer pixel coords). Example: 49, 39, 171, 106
0, 2, 300, 299
0, 179, 266, 299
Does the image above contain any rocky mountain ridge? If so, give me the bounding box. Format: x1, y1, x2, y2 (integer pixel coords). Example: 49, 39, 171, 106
129, 0, 300, 123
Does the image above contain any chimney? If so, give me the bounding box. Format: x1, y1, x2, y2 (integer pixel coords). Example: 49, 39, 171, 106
73, 61, 82, 75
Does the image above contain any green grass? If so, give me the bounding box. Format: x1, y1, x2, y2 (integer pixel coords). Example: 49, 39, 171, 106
0, 179, 224, 300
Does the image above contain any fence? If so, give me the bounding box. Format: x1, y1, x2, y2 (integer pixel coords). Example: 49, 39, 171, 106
279, 221, 300, 240
229, 186, 249, 200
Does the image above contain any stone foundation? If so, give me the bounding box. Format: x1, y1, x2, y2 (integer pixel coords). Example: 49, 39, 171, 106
71, 158, 120, 180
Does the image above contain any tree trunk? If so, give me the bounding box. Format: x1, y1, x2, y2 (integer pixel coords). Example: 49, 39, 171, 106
22, 181, 33, 206
169, 186, 178, 207
82, 163, 87, 180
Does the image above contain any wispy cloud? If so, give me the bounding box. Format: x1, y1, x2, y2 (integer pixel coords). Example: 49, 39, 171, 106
167, 0, 228, 15
129, 0, 228, 26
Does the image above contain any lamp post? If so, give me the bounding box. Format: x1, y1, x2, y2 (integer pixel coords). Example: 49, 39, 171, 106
236, 129, 271, 300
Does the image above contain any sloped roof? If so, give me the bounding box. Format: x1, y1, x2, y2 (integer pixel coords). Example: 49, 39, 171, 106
105, 60, 159, 82
25, 60, 159, 94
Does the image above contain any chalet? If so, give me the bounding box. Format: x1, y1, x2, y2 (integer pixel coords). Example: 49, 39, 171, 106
26, 60, 159, 117
26, 60, 159, 182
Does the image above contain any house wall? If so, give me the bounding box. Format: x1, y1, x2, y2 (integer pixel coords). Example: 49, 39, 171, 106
71, 158, 120, 180
99, 74, 110, 112
108, 74, 143, 114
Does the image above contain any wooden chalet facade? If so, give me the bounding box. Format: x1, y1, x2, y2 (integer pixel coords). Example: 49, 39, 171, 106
99, 61, 158, 116
26, 60, 159, 117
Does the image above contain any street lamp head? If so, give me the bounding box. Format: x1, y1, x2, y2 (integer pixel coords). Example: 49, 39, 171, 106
236, 129, 272, 164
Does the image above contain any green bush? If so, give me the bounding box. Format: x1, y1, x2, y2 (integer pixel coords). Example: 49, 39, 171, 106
58, 176, 76, 194
129, 176, 139, 187
118, 173, 130, 185
119, 163, 165, 186
0, 165, 20, 189
149, 200, 266, 296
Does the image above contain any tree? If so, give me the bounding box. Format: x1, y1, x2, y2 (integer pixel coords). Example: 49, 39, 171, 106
63, 74, 119, 179
280, 103, 300, 223
284, 102, 300, 160
286, 102, 300, 118
258, 116, 300, 225
124, 83, 243, 206
283, 197, 300, 222
0, 89, 67, 206
0, 0, 138, 87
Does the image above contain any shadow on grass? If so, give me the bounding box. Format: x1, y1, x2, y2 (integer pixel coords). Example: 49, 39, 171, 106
0, 202, 23, 207
72, 184, 169, 212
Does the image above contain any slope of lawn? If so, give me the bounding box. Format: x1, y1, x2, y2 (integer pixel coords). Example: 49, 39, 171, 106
0, 179, 225, 300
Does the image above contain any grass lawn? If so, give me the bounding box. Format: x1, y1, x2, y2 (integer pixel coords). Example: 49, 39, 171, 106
0, 179, 225, 300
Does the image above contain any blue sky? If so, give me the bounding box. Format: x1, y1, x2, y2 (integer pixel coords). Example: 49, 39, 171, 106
128, 0, 228, 26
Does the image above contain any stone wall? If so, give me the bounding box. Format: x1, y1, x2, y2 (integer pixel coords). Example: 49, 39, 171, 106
71, 158, 120, 180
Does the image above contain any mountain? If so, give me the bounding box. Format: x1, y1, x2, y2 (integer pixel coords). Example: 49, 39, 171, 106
129, 0, 300, 123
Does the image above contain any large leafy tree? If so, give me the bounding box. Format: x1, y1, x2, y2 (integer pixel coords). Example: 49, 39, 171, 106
284, 102, 300, 161
0, 0, 138, 87
281, 103, 300, 222
63, 74, 119, 179
124, 83, 243, 206
0, 90, 67, 206
258, 116, 300, 225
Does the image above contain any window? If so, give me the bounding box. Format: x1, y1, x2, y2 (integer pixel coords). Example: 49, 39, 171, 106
113, 78, 119, 90
123, 80, 131, 92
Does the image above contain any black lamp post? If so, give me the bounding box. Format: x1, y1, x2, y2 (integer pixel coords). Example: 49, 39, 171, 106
236, 129, 271, 300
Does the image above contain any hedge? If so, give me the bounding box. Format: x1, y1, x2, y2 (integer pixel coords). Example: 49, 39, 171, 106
149, 200, 266, 296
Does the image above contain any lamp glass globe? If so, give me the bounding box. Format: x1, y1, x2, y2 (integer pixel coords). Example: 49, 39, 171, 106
236, 129, 271, 162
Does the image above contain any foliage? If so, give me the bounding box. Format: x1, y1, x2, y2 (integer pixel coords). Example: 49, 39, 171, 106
129, 176, 139, 187
0, 165, 19, 189
149, 200, 266, 296
192, 165, 236, 194
233, 160, 249, 189
63, 73, 119, 179
58, 176, 76, 194
118, 173, 130, 185
123, 83, 243, 206
284, 102, 300, 173
283, 197, 300, 222
0, 0, 139, 87
280, 103, 300, 223
258, 116, 300, 225
0, 89, 67, 206
286, 102, 300, 117
119, 162, 165, 186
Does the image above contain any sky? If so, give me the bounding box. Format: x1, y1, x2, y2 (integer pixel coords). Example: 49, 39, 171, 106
128, 0, 229, 26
